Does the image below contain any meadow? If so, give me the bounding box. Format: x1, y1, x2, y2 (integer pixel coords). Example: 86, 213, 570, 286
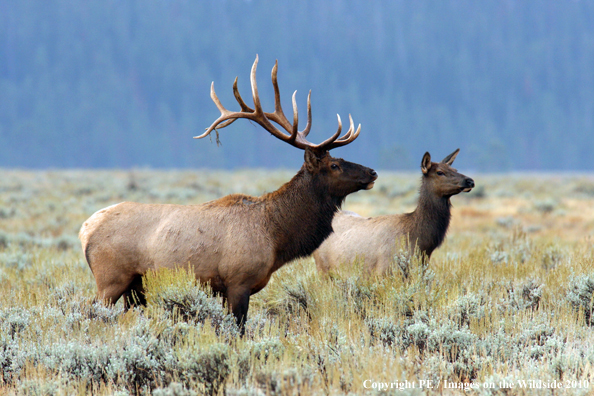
1, 169, 593, 395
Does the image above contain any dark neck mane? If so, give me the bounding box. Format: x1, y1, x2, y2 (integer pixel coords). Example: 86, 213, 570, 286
264, 167, 344, 268
408, 182, 452, 257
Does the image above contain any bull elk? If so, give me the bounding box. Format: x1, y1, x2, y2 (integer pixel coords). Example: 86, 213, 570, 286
313, 149, 474, 275
79, 56, 377, 333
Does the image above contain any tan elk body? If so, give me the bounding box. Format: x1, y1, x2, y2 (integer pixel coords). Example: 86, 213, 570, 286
79, 56, 377, 333
313, 150, 474, 274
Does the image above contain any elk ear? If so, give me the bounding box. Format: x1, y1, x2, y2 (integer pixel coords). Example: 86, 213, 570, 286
441, 148, 460, 165
421, 152, 431, 174
304, 147, 321, 173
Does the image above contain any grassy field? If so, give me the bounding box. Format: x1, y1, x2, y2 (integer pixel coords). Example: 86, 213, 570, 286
1, 169, 594, 395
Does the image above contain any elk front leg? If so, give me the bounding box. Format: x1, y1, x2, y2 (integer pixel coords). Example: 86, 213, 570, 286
122, 276, 147, 309
227, 287, 251, 336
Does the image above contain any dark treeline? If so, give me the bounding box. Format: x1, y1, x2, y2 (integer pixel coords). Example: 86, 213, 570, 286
1, 1, 593, 171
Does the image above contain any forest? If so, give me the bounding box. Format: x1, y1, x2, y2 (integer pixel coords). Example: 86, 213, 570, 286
1, 0, 593, 171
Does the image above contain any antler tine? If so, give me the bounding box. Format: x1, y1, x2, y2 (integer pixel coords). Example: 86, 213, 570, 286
248, 56, 297, 142
311, 114, 343, 149
327, 114, 361, 149
250, 55, 264, 115
271, 61, 283, 115
263, 60, 293, 133
210, 81, 226, 114
312, 113, 361, 150
194, 82, 232, 139
336, 114, 356, 142
215, 118, 237, 129
249, 56, 295, 142
233, 77, 254, 113
289, 91, 299, 143
301, 90, 312, 137
216, 77, 254, 129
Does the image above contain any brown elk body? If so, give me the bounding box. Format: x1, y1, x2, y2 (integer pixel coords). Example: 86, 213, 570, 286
79, 56, 377, 333
313, 149, 474, 275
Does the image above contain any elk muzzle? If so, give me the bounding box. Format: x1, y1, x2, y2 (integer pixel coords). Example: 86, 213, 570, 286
365, 169, 378, 190
462, 177, 475, 192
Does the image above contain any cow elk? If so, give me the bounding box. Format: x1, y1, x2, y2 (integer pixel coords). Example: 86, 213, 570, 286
79, 56, 377, 334
313, 149, 474, 275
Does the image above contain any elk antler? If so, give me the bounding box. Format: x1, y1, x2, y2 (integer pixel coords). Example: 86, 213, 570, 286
195, 55, 361, 152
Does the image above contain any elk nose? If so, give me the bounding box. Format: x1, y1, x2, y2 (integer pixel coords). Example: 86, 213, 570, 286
369, 169, 378, 179
465, 178, 475, 188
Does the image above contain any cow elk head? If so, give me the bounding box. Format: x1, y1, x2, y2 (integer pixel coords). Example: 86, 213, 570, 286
421, 149, 474, 197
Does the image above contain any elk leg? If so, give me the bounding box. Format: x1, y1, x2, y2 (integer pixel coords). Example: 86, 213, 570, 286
227, 287, 251, 336
122, 276, 147, 309
95, 273, 137, 308
95, 284, 126, 306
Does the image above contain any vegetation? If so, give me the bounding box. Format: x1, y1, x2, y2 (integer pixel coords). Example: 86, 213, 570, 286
1, 1, 594, 170
1, 169, 594, 394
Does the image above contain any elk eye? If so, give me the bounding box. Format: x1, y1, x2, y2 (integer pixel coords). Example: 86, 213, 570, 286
331, 164, 339, 170
437, 171, 445, 176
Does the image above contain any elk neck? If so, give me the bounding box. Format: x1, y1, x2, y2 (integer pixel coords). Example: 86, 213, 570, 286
265, 168, 344, 268
406, 181, 452, 256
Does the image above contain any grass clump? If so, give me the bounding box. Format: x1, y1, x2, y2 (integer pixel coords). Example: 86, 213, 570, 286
566, 273, 594, 326
143, 267, 238, 337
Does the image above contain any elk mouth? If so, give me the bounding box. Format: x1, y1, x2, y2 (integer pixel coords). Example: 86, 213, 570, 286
462, 187, 473, 193
364, 173, 378, 190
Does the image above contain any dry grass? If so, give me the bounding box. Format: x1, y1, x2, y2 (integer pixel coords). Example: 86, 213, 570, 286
1, 169, 593, 395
